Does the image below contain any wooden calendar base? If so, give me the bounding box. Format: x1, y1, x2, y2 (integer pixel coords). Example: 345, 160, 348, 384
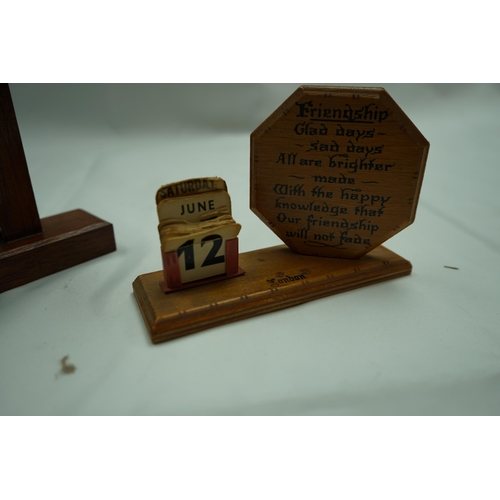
0, 209, 116, 293
133, 244, 412, 344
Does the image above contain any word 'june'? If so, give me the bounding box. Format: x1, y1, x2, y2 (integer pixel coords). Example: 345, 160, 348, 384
295, 101, 389, 123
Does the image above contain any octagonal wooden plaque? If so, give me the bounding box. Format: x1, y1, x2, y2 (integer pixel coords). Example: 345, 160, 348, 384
251, 86, 429, 258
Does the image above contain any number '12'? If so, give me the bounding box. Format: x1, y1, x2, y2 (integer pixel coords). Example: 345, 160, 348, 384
177, 234, 225, 271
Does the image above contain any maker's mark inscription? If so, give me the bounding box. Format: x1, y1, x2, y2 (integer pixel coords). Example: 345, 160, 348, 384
250, 86, 429, 258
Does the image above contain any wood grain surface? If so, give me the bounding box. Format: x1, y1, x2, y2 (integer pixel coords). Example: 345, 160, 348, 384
251, 86, 429, 258
133, 244, 411, 344
0, 209, 116, 292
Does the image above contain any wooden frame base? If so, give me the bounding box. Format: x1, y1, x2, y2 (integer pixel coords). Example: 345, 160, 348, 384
160, 266, 246, 293
0, 209, 116, 293
133, 244, 412, 344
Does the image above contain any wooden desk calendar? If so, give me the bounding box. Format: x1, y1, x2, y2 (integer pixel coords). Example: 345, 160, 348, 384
0, 84, 116, 292
133, 86, 429, 344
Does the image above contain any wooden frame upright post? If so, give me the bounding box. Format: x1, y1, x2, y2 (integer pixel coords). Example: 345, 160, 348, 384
0, 83, 42, 242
